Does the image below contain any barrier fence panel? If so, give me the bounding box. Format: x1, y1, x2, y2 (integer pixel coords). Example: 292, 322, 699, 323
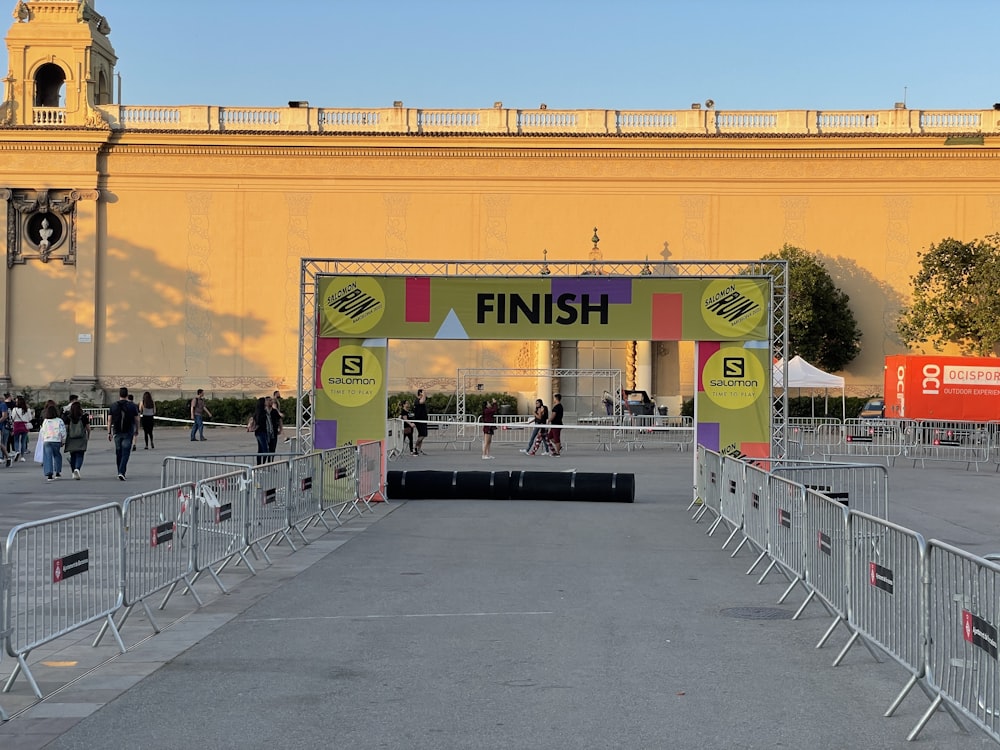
318, 446, 361, 524
82, 407, 109, 429
161, 456, 251, 488
903, 420, 990, 471
738, 464, 771, 566
693, 448, 722, 523
246, 459, 293, 557
0, 549, 7, 720
286, 452, 323, 541
356, 441, 384, 510
385, 418, 406, 460
912, 540, 1000, 742
105, 483, 200, 642
797, 489, 851, 647
836, 419, 905, 463
772, 462, 889, 520
712, 456, 745, 546
3, 504, 125, 699
191, 469, 254, 594
835, 511, 927, 716
758, 475, 807, 604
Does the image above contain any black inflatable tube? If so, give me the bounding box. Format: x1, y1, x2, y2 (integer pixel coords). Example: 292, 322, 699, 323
386, 470, 634, 503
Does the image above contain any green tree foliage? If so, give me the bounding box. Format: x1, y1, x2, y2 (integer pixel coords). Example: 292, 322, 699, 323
897, 234, 1000, 356
761, 245, 862, 372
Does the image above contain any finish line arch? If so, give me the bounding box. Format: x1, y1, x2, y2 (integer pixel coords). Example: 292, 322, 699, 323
297, 259, 789, 459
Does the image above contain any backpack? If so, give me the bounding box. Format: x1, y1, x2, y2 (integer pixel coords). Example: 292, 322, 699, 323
67, 418, 86, 441
111, 402, 131, 434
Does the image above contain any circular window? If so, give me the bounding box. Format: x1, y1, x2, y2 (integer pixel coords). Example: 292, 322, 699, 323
25, 212, 65, 251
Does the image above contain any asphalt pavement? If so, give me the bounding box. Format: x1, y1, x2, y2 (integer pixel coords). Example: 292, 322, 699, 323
1, 429, 999, 749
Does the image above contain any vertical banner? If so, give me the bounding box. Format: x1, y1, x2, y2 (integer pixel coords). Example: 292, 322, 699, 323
313, 337, 388, 448
695, 341, 771, 460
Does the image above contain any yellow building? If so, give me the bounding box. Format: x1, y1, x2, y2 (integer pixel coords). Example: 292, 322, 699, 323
2, 0, 999, 410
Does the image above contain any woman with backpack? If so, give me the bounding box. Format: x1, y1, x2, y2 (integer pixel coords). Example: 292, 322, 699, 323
64, 400, 91, 479
39, 403, 66, 481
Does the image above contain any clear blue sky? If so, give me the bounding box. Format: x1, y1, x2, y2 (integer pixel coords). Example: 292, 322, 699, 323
96, 0, 999, 111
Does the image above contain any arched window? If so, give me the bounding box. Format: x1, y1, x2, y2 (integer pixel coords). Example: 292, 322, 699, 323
34, 63, 66, 107
97, 69, 110, 105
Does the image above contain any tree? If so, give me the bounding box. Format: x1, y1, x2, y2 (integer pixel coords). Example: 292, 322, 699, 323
897, 234, 1000, 356
760, 245, 862, 372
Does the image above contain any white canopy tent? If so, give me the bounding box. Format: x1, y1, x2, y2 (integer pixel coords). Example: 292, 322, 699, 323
772, 355, 846, 419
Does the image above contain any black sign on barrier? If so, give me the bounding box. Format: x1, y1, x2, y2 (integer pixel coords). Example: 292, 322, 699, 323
869, 562, 894, 594
334, 466, 349, 480
262, 488, 277, 505
818, 531, 832, 556
215, 503, 233, 523
751, 492, 759, 509
150, 522, 175, 547
728, 479, 737, 495
778, 508, 791, 529
963, 610, 999, 659
301, 476, 313, 491
53, 549, 89, 582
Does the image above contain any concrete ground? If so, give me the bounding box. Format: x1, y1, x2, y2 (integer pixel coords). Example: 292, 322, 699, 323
0, 427, 998, 749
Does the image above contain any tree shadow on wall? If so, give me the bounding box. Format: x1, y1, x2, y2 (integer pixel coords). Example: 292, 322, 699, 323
52, 231, 281, 401
816, 252, 909, 378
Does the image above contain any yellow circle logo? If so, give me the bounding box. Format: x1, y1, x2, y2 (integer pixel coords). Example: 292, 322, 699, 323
701, 279, 766, 337
320, 345, 383, 407
322, 277, 386, 335
702, 348, 766, 410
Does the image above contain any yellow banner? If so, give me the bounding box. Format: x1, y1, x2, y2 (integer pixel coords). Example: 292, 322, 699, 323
318, 275, 769, 342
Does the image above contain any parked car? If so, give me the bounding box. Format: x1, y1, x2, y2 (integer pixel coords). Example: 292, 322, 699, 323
859, 398, 885, 419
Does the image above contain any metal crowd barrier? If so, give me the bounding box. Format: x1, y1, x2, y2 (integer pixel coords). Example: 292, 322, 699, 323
710, 455, 746, 547
161, 456, 252, 488
97, 483, 201, 643
834, 512, 928, 718
385, 418, 407, 460
317, 445, 361, 525
736, 463, 771, 565
3, 504, 126, 699
913, 540, 1000, 742
246, 459, 294, 557
286, 453, 323, 542
771, 462, 889, 519
796, 489, 851, 647
692, 447, 723, 523
82, 407, 110, 429
757, 474, 808, 603
356, 441, 383, 510
420, 414, 477, 451
0, 550, 7, 720
190, 469, 256, 594
616, 415, 694, 452
902, 420, 991, 471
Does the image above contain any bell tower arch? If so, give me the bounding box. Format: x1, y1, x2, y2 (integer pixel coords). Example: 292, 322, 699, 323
3, 0, 117, 126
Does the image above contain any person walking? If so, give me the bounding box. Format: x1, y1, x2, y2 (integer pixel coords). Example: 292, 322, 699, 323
10, 395, 31, 461
398, 399, 415, 455
189, 389, 212, 441
0, 394, 11, 467
549, 393, 564, 457
521, 398, 550, 455
109, 387, 139, 481
248, 397, 270, 465
412, 388, 429, 455
481, 397, 498, 459
265, 396, 282, 457
64, 400, 90, 479
39, 403, 66, 481
140, 391, 156, 449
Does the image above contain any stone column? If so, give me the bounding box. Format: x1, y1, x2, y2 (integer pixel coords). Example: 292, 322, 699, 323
535, 340, 552, 406
635, 340, 653, 396
0, 189, 10, 392
69, 189, 100, 395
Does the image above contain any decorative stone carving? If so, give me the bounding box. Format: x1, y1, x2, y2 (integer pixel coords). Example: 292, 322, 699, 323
6, 188, 83, 267
13, 1, 29, 23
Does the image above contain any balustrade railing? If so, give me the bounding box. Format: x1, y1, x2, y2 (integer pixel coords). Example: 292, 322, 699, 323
93, 104, 1000, 136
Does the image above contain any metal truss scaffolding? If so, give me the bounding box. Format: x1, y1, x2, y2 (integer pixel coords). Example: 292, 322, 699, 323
299, 259, 788, 457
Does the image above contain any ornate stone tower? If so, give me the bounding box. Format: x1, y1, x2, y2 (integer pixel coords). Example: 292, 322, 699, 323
3, 0, 116, 126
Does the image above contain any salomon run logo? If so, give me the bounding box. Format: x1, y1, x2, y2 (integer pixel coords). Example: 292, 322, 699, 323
322, 277, 386, 335
700, 279, 766, 337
